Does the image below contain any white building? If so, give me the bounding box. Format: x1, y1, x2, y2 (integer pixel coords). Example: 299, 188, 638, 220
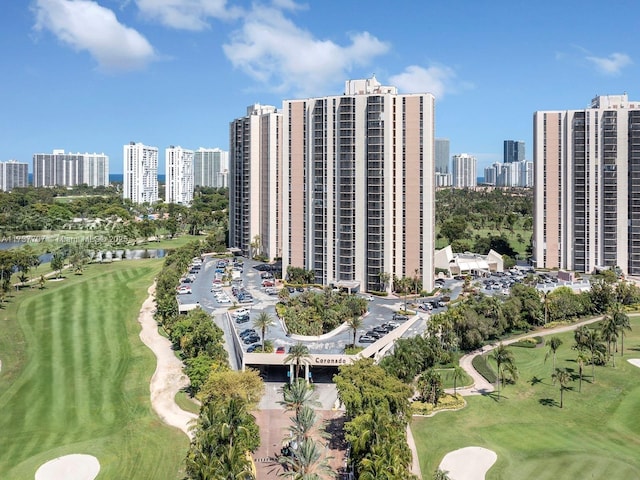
165, 146, 194, 205
452, 153, 477, 188
0, 160, 28, 191
194, 147, 228, 188
33, 150, 109, 187
123, 142, 158, 204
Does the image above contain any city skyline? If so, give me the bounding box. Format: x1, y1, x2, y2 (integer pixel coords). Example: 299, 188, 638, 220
2, 1, 639, 173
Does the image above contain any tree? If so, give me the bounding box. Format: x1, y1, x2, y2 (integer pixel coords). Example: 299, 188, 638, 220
253, 311, 275, 347
378, 271, 391, 292
278, 437, 333, 479
346, 315, 363, 348
284, 343, 312, 381
417, 369, 443, 405
280, 378, 320, 415
552, 368, 571, 408
451, 365, 465, 396
611, 302, 632, 357
199, 369, 264, 408
51, 252, 65, 278
490, 344, 518, 400
545, 336, 563, 377
433, 470, 452, 480
600, 313, 619, 367
575, 351, 588, 393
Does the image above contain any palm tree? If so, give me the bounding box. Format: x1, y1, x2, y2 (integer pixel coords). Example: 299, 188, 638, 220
278, 437, 333, 479
285, 343, 312, 381
545, 336, 563, 379
346, 315, 363, 348
490, 343, 518, 400
600, 314, 619, 367
280, 379, 321, 415
433, 469, 452, 480
253, 311, 275, 347
612, 303, 632, 357
576, 351, 588, 393
584, 329, 605, 382
451, 365, 465, 396
552, 368, 571, 408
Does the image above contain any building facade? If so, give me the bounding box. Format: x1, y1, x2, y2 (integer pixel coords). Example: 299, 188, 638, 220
435, 138, 450, 173
229, 104, 283, 261
282, 76, 435, 293
533, 94, 640, 275
504, 140, 525, 163
123, 142, 158, 204
194, 147, 228, 188
33, 150, 109, 187
0, 160, 28, 191
165, 146, 194, 205
452, 153, 477, 188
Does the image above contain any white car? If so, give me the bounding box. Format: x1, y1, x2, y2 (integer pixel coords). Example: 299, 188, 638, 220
360, 294, 374, 301
217, 295, 231, 303
232, 308, 251, 317
177, 285, 192, 294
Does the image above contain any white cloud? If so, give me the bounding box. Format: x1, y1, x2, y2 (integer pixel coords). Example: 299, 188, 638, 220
33, 0, 156, 71
389, 64, 462, 99
222, 4, 389, 97
135, 0, 241, 30
585, 52, 632, 75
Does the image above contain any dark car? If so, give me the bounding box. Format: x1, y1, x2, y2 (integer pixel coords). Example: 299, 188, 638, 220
239, 328, 257, 337
373, 326, 389, 334
287, 286, 295, 293
296, 286, 304, 292
235, 315, 250, 324
243, 335, 260, 344
392, 313, 409, 321
366, 330, 383, 339
247, 344, 262, 353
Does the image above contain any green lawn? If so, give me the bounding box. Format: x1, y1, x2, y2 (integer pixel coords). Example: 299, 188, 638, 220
412, 316, 640, 479
0, 260, 188, 479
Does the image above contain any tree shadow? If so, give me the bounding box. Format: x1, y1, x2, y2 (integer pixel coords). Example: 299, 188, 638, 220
484, 391, 507, 402
628, 345, 640, 352
324, 415, 347, 451
539, 398, 557, 407
529, 375, 543, 386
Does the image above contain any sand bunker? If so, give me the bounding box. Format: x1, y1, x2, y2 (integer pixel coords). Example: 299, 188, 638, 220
627, 358, 640, 368
35, 454, 100, 480
439, 446, 497, 480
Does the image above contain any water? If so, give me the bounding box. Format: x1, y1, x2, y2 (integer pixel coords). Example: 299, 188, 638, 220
0, 242, 164, 264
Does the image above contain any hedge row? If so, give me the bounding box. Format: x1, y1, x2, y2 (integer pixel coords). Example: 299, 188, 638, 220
472, 354, 497, 384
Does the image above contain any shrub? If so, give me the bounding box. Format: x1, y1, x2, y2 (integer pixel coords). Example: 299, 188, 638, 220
511, 337, 537, 348
345, 346, 364, 355
472, 355, 497, 384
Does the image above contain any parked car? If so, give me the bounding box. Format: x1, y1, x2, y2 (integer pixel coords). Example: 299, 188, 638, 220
235, 315, 250, 324
176, 285, 191, 294
239, 328, 257, 337
233, 308, 251, 317
247, 344, 262, 353
276, 346, 286, 354
392, 313, 409, 321
243, 335, 260, 344
359, 335, 376, 343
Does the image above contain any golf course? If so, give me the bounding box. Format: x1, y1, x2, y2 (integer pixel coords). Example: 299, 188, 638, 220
0, 260, 188, 479
412, 315, 640, 479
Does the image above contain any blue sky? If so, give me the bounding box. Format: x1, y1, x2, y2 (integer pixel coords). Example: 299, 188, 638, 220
2, 0, 639, 174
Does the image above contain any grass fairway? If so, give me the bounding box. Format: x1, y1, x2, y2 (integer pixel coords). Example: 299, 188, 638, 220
412, 315, 640, 479
0, 260, 188, 479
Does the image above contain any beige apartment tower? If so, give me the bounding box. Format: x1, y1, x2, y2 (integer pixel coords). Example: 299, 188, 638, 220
533, 94, 640, 275
282, 77, 435, 293
229, 104, 283, 261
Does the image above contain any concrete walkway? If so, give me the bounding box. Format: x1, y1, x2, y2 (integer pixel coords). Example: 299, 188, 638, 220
454, 316, 605, 396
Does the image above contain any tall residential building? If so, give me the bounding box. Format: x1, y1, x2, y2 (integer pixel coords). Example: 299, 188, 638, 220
194, 147, 228, 188
435, 138, 450, 173
282, 76, 435, 293
452, 153, 477, 188
165, 146, 194, 205
0, 160, 28, 191
229, 104, 283, 261
504, 140, 525, 163
123, 142, 158, 204
32, 150, 109, 187
533, 94, 640, 275
484, 160, 533, 187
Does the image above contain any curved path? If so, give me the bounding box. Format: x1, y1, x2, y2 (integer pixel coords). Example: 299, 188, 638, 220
138, 283, 198, 439
455, 316, 604, 396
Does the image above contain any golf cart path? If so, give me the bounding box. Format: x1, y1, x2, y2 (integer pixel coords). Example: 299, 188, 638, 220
138, 283, 197, 438
455, 316, 604, 396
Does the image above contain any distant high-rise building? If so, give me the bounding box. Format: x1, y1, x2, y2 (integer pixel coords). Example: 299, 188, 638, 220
33, 150, 109, 187
229, 104, 283, 261
123, 142, 158, 204
484, 164, 498, 186
193, 147, 228, 188
0, 160, 28, 191
435, 138, 450, 173
165, 146, 194, 205
435, 172, 452, 187
452, 153, 477, 188
504, 140, 525, 163
282, 76, 435, 293
533, 94, 640, 274
483, 160, 533, 187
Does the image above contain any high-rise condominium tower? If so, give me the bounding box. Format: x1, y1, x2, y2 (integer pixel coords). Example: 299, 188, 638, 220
282, 76, 435, 293
533, 94, 640, 275
194, 148, 228, 188
504, 140, 525, 163
165, 146, 194, 205
452, 153, 477, 188
435, 138, 450, 173
0, 160, 28, 191
229, 104, 283, 261
123, 142, 158, 204
33, 150, 109, 187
